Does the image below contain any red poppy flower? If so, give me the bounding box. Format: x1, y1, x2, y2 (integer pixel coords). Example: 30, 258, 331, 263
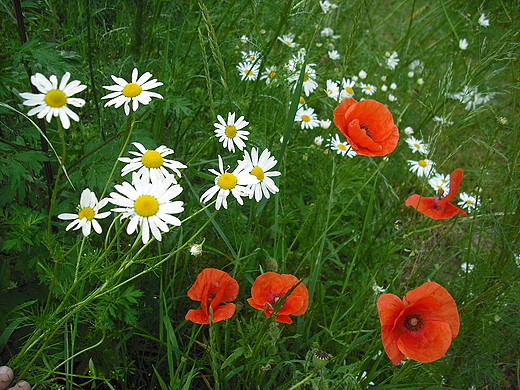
406, 168, 468, 220
377, 281, 460, 365
185, 268, 239, 324
333, 98, 399, 156
247, 272, 309, 324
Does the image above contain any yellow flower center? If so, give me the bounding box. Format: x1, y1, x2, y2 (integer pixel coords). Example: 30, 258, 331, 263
44, 89, 67, 108
299, 96, 305, 104
338, 143, 347, 151
346, 87, 354, 94
141, 150, 164, 168
304, 74, 309, 82
248, 56, 256, 60
134, 195, 159, 217
225, 125, 237, 138
414, 143, 421, 149
217, 172, 237, 190
250, 166, 264, 181
269, 71, 276, 79
418, 160, 428, 167
78, 207, 95, 221
301, 114, 311, 122
122, 82, 143, 98
466, 200, 474, 205
245, 69, 253, 76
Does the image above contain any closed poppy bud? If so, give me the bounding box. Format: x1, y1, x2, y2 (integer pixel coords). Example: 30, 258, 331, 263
333, 98, 399, 157
185, 268, 239, 324
377, 281, 460, 365
247, 272, 309, 324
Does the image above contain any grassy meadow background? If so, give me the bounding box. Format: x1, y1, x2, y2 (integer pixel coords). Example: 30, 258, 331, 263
1, 0, 519, 389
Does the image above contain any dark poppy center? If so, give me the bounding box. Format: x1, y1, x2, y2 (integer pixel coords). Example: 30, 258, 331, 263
360, 124, 372, 138
405, 313, 424, 331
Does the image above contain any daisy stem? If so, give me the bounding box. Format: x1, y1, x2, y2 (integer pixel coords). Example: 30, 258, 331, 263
100, 110, 137, 199
44, 121, 68, 315
74, 236, 87, 283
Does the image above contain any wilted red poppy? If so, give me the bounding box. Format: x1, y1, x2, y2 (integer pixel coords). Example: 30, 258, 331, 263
406, 168, 467, 220
247, 272, 309, 324
333, 98, 399, 156
185, 268, 239, 324
377, 281, 460, 365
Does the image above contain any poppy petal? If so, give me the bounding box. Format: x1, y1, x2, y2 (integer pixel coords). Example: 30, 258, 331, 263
185, 309, 210, 324
377, 294, 406, 365
397, 320, 453, 363
404, 282, 460, 337
406, 195, 467, 220
332, 98, 358, 133
274, 314, 293, 324
212, 303, 237, 322
348, 119, 383, 152
439, 168, 464, 205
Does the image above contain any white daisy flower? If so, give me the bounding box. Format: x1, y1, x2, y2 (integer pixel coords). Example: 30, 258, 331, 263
260, 66, 278, 85
339, 78, 355, 99
277, 33, 299, 48
404, 126, 414, 135
240, 35, 249, 44
287, 52, 308, 72
295, 107, 320, 129
214, 112, 250, 152
408, 159, 436, 177
288, 64, 318, 96
118, 142, 186, 181
314, 136, 324, 146
320, 119, 332, 129
327, 134, 356, 157
320, 27, 334, 37
320, 0, 333, 13
478, 13, 490, 27
458, 192, 480, 212
433, 116, 454, 125
360, 82, 377, 95
372, 283, 386, 294
237, 61, 260, 81
328, 50, 341, 60
240, 148, 281, 202
409, 59, 424, 73
58, 188, 110, 236
109, 171, 184, 244
386, 51, 399, 70
19, 72, 87, 129
102, 68, 163, 116
325, 79, 340, 100
429, 173, 450, 194
199, 155, 258, 210
241, 50, 262, 62
405, 136, 429, 154
459, 38, 469, 50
